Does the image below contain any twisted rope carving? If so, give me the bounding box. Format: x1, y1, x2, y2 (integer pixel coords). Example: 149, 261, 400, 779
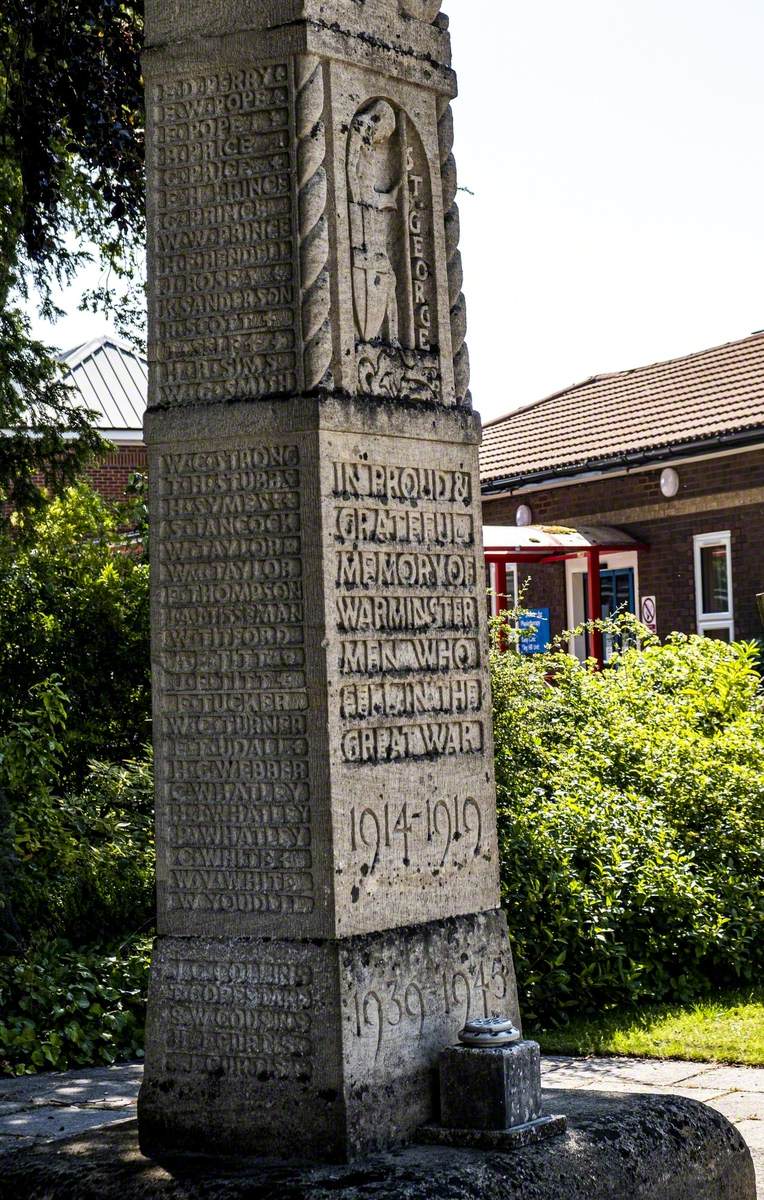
438, 101, 470, 406
296, 56, 333, 390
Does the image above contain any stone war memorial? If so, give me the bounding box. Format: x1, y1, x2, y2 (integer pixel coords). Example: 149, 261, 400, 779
137, 0, 521, 1160
6, 1, 753, 1197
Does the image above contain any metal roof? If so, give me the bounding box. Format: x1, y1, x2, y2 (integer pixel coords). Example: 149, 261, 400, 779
60, 337, 147, 435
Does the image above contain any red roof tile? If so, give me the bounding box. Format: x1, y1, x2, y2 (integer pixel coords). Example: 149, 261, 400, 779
480, 331, 764, 486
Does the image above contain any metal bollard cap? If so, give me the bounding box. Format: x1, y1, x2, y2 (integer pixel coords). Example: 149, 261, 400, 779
458, 1016, 521, 1048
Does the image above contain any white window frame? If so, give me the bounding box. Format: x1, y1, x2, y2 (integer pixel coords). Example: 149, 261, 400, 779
693, 531, 734, 640
506, 563, 519, 610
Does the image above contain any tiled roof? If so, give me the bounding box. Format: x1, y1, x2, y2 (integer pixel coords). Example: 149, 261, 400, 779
480, 331, 764, 487
60, 337, 147, 434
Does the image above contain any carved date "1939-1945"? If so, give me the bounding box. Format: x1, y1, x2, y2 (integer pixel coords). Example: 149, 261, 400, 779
352, 959, 509, 1061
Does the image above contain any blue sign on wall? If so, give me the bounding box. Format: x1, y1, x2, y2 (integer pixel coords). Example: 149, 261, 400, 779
518, 607, 551, 655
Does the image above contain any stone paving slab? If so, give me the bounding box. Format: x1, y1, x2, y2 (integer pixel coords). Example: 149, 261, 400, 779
0, 1064, 143, 1151
1, 1105, 134, 1141
551, 1080, 730, 1103
541, 1054, 707, 1087
691, 1066, 764, 1093
0, 1063, 143, 1109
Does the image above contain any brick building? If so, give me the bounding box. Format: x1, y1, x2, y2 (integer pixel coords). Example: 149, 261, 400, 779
480, 332, 764, 658
61, 337, 147, 497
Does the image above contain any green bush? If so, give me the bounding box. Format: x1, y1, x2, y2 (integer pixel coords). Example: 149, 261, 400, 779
0, 484, 150, 783
0, 482, 155, 1075
0, 677, 154, 950
0, 937, 151, 1075
492, 624, 764, 1026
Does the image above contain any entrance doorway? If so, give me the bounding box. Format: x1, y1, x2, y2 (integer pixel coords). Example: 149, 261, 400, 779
583, 567, 636, 662
586, 568, 636, 621
566, 553, 640, 663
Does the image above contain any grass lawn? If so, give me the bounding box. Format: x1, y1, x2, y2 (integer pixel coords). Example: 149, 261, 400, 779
530, 991, 764, 1065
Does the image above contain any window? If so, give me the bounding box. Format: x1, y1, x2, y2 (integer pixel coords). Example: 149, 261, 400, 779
693, 532, 734, 640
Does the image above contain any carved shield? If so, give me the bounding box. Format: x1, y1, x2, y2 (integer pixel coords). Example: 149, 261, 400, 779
353, 264, 392, 343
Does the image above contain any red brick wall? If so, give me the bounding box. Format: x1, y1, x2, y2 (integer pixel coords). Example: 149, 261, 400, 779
483, 448, 764, 642
515, 562, 567, 640
2, 444, 147, 516
86, 445, 147, 500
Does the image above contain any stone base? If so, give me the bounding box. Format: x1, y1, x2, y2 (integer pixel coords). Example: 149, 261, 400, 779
419, 1111, 567, 1151
4, 1091, 755, 1200
439, 1040, 543, 1129
138, 910, 519, 1162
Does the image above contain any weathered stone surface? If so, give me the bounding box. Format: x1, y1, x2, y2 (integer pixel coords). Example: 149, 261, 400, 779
139, 910, 518, 1160
147, 396, 497, 941
141, 0, 493, 1141
418, 1112, 567, 1151
142, 0, 467, 412
3, 1092, 756, 1199
439, 1042, 543, 1131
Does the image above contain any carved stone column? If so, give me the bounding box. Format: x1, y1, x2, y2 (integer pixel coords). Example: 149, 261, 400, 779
138, 0, 511, 1163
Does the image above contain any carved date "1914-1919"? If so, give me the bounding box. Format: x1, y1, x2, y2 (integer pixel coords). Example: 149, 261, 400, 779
350, 795, 481, 873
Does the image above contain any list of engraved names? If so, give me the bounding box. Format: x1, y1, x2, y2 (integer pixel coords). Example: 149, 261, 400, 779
157, 446, 313, 917
151, 65, 298, 406
160, 948, 314, 1079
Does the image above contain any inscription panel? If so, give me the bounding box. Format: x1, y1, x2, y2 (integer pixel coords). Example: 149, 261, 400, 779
147, 64, 299, 407
154, 442, 321, 934
140, 934, 346, 1157
156, 947, 316, 1080
324, 433, 500, 935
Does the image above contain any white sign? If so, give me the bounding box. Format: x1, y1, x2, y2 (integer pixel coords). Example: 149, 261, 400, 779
640, 595, 658, 634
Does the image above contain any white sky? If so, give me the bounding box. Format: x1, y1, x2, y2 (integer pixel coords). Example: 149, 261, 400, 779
29, 0, 764, 424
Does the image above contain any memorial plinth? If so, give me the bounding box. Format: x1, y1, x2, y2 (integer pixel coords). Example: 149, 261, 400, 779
139, 0, 519, 1161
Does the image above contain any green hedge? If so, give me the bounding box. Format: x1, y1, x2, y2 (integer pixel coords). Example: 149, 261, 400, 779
492, 625, 764, 1026
0, 937, 151, 1075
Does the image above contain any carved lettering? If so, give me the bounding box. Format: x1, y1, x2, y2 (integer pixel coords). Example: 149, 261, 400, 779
342, 720, 483, 764
158, 947, 314, 1080
157, 446, 314, 917
347, 98, 441, 399
350, 956, 507, 1062
350, 796, 482, 872
150, 65, 298, 406
333, 462, 471, 504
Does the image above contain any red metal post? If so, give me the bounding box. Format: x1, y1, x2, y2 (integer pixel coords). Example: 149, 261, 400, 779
493, 558, 509, 652
586, 548, 604, 669
496, 558, 508, 613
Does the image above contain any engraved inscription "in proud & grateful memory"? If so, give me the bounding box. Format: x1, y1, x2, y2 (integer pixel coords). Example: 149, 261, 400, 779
332, 460, 487, 765
157, 446, 313, 917
150, 65, 298, 406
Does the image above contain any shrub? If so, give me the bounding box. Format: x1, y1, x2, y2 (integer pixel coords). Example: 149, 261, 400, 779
0, 483, 151, 784
0, 937, 151, 1075
0, 677, 154, 950
492, 624, 764, 1026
